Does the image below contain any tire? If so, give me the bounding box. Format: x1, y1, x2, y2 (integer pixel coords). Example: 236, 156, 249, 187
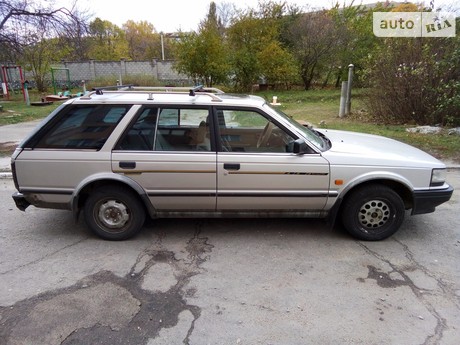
84, 186, 146, 240
341, 184, 405, 241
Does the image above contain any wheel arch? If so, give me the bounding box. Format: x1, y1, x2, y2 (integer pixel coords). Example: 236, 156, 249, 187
341, 179, 413, 210
71, 173, 156, 220
327, 176, 414, 227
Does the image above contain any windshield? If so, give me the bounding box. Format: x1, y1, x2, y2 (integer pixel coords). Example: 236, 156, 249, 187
264, 103, 327, 151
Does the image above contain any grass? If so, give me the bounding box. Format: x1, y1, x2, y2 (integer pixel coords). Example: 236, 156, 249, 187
257, 89, 460, 163
1, 88, 459, 163
0, 93, 61, 126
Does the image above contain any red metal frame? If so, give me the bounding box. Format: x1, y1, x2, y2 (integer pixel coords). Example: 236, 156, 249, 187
1, 65, 25, 100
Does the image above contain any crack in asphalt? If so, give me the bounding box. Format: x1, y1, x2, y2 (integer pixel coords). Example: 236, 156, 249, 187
394, 239, 460, 310
182, 222, 214, 344
186, 222, 214, 267
0, 237, 90, 276
0, 221, 213, 345
356, 240, 451, 345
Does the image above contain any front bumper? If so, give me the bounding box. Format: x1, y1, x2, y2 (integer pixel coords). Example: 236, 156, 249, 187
12, 192, 31, 211
411, 185, 454, 215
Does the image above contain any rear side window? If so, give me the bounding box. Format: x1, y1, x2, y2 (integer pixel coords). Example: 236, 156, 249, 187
31, 105, 130, 150
115, 106, 211, 152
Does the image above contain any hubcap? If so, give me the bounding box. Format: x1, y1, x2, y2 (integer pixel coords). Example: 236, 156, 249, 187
97, 200, 130, 229
359, 200, 391, 229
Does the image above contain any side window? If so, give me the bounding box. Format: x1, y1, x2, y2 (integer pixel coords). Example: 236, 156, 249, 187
158, 109, 179, 126
218, 109, 296, 153
33, 105, 130, 150
115, 107, 158, 150
155, 108, 211, 152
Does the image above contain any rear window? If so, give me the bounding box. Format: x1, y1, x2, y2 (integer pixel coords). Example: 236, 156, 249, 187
31, 105, 130, 150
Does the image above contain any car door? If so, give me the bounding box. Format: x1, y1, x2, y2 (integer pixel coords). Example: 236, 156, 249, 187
15, 104, 132, 200
215, 107, 330, 212
112, 105, 217, 211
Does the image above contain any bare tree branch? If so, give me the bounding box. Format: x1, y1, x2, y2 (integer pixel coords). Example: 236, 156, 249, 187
0, 1, 90, 90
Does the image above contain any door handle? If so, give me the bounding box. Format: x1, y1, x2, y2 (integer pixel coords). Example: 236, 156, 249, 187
224, 163, 240, 170
119, 161, 136, 169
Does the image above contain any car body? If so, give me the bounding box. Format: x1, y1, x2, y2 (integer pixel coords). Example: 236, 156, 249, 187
11, 86, 453, 240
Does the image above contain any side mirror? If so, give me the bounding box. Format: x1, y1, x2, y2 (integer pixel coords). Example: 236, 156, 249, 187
293, 138, 311, 155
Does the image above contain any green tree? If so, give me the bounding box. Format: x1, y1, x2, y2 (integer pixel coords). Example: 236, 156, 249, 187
123, 20, 160, 60
227, 1, 296, 91
88, 18, 128, 60
329, 3, 379, 87
227, 12, 264, 91
173, 2, 229, 86
258, 41, 298, 89
173, 32, 201, 82
20, 38, 57, 92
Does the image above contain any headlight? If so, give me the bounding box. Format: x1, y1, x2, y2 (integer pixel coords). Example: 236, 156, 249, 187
430, 168, 446, 187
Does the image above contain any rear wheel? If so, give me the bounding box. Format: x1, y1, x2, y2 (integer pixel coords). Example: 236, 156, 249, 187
84, 186, 145, 240
341, 185, 405, 241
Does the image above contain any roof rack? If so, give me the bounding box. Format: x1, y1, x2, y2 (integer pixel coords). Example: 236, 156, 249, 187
188, 85, 224, 96
80, 84, 134, 99
93, 84, 135, 95
79, 84, 224, 102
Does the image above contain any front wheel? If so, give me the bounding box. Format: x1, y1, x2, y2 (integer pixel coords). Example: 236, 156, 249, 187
84, 186, 145, 240
341, 185, 405, 241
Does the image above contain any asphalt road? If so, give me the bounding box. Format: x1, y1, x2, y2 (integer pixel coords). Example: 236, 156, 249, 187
0, 172, 459, 345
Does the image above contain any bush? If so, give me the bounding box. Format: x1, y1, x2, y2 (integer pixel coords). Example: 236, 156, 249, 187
364, 36, 460, 126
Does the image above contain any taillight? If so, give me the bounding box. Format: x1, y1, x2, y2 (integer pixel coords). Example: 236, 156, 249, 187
11, 148, 22, 190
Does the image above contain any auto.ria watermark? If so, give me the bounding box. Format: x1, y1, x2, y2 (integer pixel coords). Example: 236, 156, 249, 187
373, 12, 456, 37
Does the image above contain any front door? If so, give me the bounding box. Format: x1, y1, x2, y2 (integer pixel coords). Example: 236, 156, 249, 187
215, 108, 330, 212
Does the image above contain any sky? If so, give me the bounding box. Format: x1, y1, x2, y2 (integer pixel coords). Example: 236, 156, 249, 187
61, 0, 458, 33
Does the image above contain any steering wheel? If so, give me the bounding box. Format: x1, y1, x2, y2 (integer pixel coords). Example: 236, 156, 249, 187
257, 122, 274, 148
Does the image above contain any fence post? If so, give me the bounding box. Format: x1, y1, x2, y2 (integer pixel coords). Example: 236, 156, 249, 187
90, 60, 96, 80
23, 80, 30, 106
339, 81, 348, 118
345, 64, 354, 115
119, 58, 125, 86
161, 34, 165, 60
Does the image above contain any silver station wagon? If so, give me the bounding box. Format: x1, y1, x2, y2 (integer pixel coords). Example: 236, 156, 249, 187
11, 86, 453, 240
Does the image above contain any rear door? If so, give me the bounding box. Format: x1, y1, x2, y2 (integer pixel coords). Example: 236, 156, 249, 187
15, 104, 131, 198
112, 105, 217, 211
215, 107, 330, 212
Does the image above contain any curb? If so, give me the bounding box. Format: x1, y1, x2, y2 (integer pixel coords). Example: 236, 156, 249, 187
0, 172, 12, 179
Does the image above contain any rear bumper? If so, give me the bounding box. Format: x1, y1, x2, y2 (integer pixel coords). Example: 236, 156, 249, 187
411, 185, 454, 215
12, 192, 31, 211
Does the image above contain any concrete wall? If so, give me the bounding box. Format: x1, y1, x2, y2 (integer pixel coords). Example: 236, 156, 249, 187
1, 59, 190, 86
59, 59, 190, 84
0, 59, 193, 95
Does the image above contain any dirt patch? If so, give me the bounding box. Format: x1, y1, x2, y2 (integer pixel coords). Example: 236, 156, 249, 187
0, 142, 17, 157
